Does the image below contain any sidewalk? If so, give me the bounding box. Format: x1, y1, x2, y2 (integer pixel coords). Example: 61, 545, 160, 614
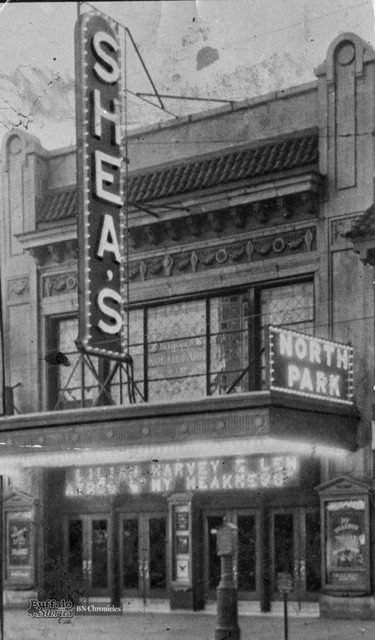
3, 608, 375, 640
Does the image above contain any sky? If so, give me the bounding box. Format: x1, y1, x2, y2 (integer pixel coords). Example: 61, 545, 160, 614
0, 0, 373, 149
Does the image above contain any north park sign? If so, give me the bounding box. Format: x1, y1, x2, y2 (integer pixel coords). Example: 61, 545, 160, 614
268, 327, 354, 405
75, 10, 127, 359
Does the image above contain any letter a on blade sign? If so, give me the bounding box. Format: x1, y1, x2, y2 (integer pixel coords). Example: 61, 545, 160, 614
74, 9, 127, 360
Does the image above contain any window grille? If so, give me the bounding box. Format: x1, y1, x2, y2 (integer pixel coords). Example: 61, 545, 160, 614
47, 280, 314, 409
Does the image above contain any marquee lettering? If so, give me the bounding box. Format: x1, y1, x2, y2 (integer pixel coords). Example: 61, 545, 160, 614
65, 455, 300, 497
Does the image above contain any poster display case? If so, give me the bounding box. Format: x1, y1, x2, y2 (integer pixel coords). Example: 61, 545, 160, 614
172, 503, 192, 585
317, 477, 370, 595
3, 490, 36, 589
5, 511, 34, 586
168, 493, 194, 609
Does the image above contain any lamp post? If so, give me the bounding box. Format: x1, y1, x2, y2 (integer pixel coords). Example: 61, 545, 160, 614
276, 572, 293, 640
214, 518, 240, 640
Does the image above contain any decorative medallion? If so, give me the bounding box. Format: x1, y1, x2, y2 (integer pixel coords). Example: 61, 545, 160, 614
215, 248, 227, 263
272, 238, 285, 253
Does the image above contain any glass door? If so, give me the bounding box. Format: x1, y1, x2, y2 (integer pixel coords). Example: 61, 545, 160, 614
304, 509, 321, 595
205, 513, 225, 599
204, 510, 259, 601
121, 513, 167, 600
270, 509, 297, 599
65, 515, 111, 597
147, 515, 167, 597
237, 512, 258, 598
88, 516, 110, 595
269, 507, 320, 601
121, 516, 139, 597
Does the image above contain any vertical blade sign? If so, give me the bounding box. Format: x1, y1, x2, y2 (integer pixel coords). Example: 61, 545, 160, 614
75, 12, 127, 359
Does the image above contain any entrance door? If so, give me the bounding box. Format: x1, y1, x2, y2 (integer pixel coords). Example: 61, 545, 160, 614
65, 515, 111, 597
270, 508, 321, 601
236, 512, 258, 597
205, 513, 224, 599
121, 513, 167, 600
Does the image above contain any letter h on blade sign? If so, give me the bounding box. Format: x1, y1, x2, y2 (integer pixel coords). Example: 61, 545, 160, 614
75, 10, 127, 360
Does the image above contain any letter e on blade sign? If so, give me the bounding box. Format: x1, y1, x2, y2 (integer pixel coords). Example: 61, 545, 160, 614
75, 10, 127, 360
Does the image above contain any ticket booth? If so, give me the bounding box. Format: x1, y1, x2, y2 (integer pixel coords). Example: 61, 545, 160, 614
317, 476, 372, 618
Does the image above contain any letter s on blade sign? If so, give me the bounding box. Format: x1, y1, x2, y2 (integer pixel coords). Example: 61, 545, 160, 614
97, 288, 123, 335
92, 31, 120, 83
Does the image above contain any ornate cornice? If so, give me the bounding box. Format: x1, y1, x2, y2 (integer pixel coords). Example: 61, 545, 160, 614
40, 224, 316, 295
128, 227, 316, 282
129, 192, 318, 253
28, 240, 78, 267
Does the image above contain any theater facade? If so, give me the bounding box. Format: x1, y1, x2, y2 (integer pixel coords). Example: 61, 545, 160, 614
0, 30, 374, 618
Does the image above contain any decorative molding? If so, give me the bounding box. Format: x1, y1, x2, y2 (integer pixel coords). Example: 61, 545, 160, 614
27, 240, 78, 266
276, 197, 292, 219
175, 253, 191, 272
42, 271, 78, 297
145, 225, 160, 245
3, 486, 36, 509
7, 277, 29, 304
28, 248, 43, 266
300, 192, 318, 215
246, 240, 255, 261
200, 248, 216, 266
140, 261, 147, 281
46, 244, 64, 263
187, 215, 202, 237
1, 409, 270, 451
230, 206, 246, 228
304, 229, 314, 252
128, 227, 316, 281
165, 220, 180, 241
253, 201, 269, 224
190, 251, 198, 272
128, 263, 140, 280
128, 192, 319, 254
208, 211, 224, 233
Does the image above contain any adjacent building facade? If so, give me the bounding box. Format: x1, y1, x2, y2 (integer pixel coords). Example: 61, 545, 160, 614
0, 32, 374, 617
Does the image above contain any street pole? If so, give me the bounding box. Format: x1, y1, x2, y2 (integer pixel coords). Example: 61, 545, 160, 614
276, 572, 292, 640
283, 591, 288, 640
215, 554, 240, 640
215, 519, 240, 640
0, 475, 4, 640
